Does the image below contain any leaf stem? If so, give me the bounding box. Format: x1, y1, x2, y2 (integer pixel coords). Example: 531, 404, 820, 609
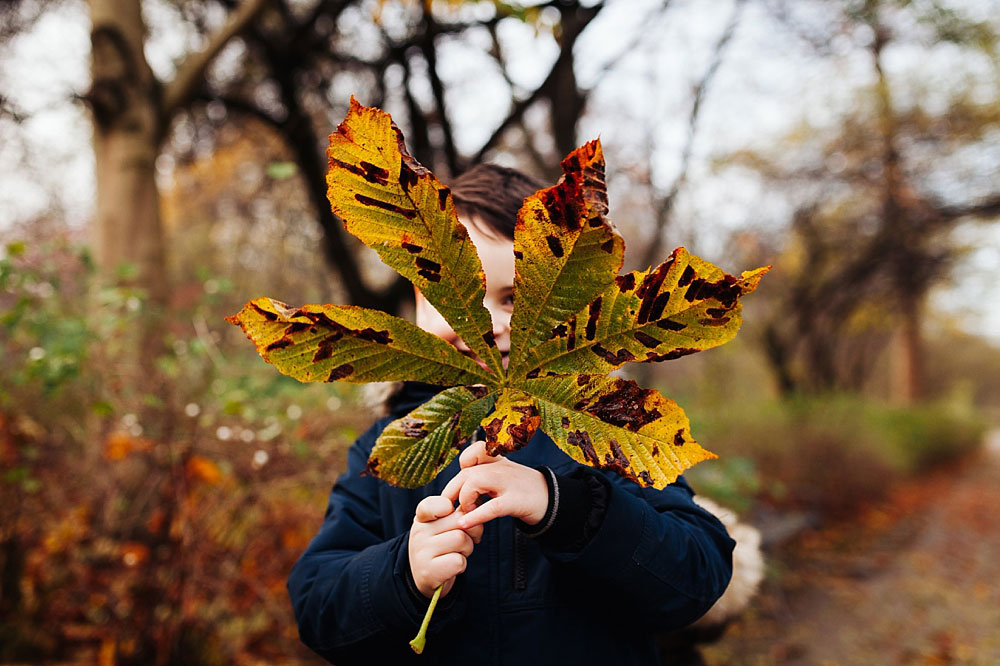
409, 584, 442, 654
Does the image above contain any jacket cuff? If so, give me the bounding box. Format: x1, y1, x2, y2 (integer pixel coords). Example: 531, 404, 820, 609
388, 532, 463, 630
518, 466, 610, 552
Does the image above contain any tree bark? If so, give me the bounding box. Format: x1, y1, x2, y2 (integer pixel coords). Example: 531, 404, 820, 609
88, 0, 167, 307
892, 294, 923, 404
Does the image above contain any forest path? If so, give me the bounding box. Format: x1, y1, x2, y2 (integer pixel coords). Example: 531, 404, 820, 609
704, 430, 1000, 666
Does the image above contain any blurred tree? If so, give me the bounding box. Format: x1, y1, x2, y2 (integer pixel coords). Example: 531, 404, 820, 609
726, 0, 1000, 400
185, 0, 612, 311
85, 0, 269, 306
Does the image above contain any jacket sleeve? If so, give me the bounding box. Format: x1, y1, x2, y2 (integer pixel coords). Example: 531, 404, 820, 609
538, 468, 735, 632
286, 419, 451, 663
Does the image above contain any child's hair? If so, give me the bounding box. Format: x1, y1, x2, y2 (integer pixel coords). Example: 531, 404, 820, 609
449, 164, 546, 240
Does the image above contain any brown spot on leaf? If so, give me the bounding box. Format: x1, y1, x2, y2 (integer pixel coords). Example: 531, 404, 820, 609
286, 321, 312, 334
513, 250, 524, 260
354, 193, 416, 219
568, 430, 598, 465
526, 368, 540, 379
300, 310, 337, 328
586, 297, 602, 340
678, 265, 697, 288
656, 319, 687, 331
561, 416, 571, 429
249, 302, 278, 321
645, 347, 699, 362
674, 429, 686, 446
438, 187, 450, 211
398, 160, 419, 192
327, 364, 354, 381
586, 382, 661, 432
592, 344, 636, 365
633, 331, 660, 348
415, 257, 442, 283
505, 406, 539, 451
415, 257, 441, 272
567, 315, 577, 350
603, 439, 631, 474
698, 277, 742, 308
359, 161, 390, 185
706, 307, 728, 318
684, 278, 706, 302
402, 242, 423, 254
265, 337, 293, 352
313, 329, 347, 361
639, 470, 654, 485
400, 419, 428, 438
483, 417, 503, 440
615, 273, 636, 292
636, 262, 670, 325
550, 323, 568, 340
545, 235, 564, 258
417, 269, 442, 283
328, 157, 375, 183
482, 331, 497, 348
577, 374, 591, 386
698, 317, 731, 327
648, 291, 672, 322
601, 238, 615, 253
356, 327, 392, 344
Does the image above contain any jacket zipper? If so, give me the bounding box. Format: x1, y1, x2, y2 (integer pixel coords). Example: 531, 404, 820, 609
512, 524, 527, 591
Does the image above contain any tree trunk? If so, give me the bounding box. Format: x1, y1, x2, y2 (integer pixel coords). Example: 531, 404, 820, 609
891, 295, 923, 404
87, 0, 171, 429
89, 0, 168, 307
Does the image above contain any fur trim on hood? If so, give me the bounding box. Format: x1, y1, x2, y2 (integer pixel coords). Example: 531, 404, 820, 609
690, 496, 764, 627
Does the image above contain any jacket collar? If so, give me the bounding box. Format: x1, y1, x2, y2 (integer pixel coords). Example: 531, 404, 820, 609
386, 381, 446, 417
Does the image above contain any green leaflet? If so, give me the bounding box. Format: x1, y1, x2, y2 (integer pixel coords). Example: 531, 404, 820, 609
524, 248, 770, 376
524, 374, 715, 488
325, 97, 504, 377
506, 140, 624, 379
226, 297, 493, 386
368, 386, 497, 488
481, 388, 540, 456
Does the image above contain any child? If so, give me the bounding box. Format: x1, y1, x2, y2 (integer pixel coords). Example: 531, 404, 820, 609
287, 164, 736, 665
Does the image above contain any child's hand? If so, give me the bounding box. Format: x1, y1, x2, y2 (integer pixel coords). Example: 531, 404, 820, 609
441, 440, 548, 530
408, 495, 483, 599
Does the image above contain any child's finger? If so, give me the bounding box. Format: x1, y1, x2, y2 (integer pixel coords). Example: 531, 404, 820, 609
466, 525, 484, 545
459, 439, 497, 469
456, 498, 504, 530
440, 468, 469, 504
457, 477, 491, 515
414, 495, 454, 523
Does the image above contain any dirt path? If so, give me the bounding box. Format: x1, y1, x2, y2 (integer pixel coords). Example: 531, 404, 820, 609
703, 431, 1000, 666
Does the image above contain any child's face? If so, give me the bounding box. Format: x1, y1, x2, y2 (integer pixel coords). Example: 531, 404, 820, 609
414, 217, 514, 370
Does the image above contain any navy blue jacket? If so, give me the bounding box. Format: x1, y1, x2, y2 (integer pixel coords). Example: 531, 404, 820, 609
287, 382, 734, 665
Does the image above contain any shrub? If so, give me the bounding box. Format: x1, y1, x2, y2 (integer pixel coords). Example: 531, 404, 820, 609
685, 393, 987, 519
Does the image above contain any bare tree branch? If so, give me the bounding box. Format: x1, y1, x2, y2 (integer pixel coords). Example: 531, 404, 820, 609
162, 0, 272, 121
472, 1, 605, 163
640, 0, 745, 270
419, 3, 460, 175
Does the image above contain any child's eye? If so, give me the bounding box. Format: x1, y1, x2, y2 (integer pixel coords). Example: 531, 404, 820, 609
502, 293, 514, 307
